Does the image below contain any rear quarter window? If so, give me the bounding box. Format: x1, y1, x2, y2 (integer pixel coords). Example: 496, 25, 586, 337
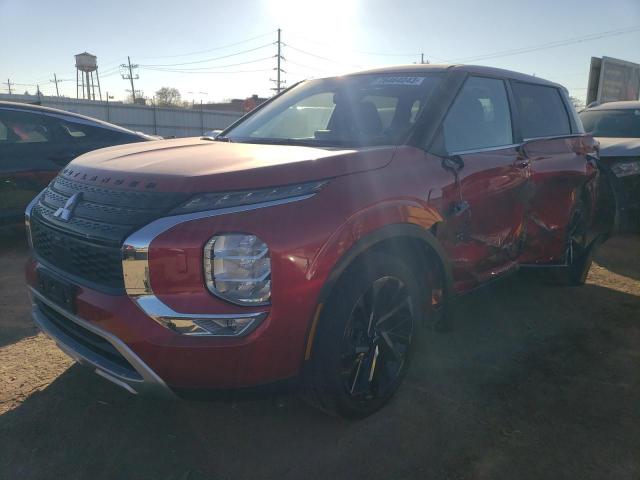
512, 83, 571, 138
55, 120, 142, 148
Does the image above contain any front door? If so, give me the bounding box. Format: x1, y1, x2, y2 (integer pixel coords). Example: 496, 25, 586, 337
434, 76, 529, 291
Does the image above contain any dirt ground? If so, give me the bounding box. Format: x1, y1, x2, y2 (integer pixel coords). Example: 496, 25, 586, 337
0, 230, 639, 480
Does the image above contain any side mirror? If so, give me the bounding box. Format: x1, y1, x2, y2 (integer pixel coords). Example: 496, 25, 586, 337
442, 155, 464, 173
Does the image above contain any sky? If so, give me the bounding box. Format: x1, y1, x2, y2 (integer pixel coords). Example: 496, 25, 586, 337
1, 0, 639, 104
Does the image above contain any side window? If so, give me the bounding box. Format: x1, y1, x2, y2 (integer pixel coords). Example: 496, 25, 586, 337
56, 120, 140, 149
0, 110, 53, 144
511, 83, 571, 138
442, 76, 513, 153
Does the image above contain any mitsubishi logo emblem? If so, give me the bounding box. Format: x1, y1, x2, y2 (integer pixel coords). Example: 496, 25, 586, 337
53, 192, 82, 222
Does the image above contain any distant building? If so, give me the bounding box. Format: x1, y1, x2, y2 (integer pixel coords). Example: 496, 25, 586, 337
199, 94, 268, 113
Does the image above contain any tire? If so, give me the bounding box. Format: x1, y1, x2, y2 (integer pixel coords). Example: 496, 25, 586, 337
549, 196, 595, 286
303, 252, 426, 418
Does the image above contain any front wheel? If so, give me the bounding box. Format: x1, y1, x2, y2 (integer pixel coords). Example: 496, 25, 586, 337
303, 252, 426, 418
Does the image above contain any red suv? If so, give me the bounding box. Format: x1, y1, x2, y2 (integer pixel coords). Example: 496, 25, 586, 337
26, 65, 611, 417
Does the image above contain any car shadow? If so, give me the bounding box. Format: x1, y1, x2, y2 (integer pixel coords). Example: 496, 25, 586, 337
594, 234, 640, 281
0, 233, 35, 348
1, 275, 639, 480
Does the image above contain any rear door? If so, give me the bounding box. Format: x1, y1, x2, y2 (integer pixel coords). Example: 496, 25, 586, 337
434, 76, 529, 289
509, 82, 597, 263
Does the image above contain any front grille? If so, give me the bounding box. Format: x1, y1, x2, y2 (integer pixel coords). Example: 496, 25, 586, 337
37, 300, 137, 375
30, 175, 188, 292
31, 219, 125, 289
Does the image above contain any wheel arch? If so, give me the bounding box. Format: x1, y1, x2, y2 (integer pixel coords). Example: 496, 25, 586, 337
303, 222, 453, 361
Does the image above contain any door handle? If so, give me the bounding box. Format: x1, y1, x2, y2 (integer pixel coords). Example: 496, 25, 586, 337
515, 159, 530, 169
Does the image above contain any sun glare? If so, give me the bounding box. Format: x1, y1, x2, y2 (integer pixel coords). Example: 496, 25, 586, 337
265, 0, 361, 75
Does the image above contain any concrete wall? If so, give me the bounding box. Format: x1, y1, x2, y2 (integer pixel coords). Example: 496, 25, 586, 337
0, 94, 244, 138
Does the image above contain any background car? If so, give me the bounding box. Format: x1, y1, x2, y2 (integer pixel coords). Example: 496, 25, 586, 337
203, 129, 223, 138
0, 101, 153, 228
580, 101, 640, 231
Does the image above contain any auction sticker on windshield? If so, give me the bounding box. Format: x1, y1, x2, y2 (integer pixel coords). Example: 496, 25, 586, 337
370, 76, 425, 86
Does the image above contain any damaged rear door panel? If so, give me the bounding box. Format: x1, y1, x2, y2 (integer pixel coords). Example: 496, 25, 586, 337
518, 135, 600, 264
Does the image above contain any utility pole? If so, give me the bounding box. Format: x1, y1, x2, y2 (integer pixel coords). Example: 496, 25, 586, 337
200, 99, 204, 135
121, 56, 139, 102
277, 28, 282, 93
6, 78, 13, 94
270, 28, 285, 94
421, 53, 424, 64
51, 73, 60, 96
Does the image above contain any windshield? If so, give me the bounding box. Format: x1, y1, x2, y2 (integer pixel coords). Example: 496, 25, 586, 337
580, 108, 640, 138
224, 73, 444, 147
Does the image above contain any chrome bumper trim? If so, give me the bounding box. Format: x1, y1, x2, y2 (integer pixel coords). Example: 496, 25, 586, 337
24, 191, 41, 248
133, 294, 267, 337
29, 287, 174, 398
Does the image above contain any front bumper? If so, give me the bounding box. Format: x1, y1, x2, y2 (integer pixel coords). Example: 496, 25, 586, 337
24, 186, 331, 394
26, 257, 307, 391
29, 287, 173, 397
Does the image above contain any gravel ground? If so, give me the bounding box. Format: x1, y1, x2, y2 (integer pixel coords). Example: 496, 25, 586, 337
0, 230, 639, 480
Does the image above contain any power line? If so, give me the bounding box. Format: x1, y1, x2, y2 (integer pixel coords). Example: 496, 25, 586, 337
138, 68, 273, 75
140, 56, 273, 72
284, 44, 363, 68
285, 59, 334, 73
136, 31, 276, 60
284, 31, 427, 58
448, 25, 640, 63
139, 43, 273, 67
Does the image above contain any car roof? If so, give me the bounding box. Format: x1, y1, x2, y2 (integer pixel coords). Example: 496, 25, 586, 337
342, 64, 565, 90
0, 100, 147, 137
583, 100, 640, 111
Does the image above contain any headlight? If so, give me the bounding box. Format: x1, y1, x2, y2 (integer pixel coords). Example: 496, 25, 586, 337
171, 180, 327, 215
204, 234, 271, 305
611, 160, 640, 177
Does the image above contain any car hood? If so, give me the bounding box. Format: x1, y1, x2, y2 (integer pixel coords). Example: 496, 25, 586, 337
597, 137, 640, 157
66, 137, 396, 193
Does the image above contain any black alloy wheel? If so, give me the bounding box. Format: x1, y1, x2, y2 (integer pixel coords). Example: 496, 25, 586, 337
340, 276, 414, 401
304, 252, 425, 418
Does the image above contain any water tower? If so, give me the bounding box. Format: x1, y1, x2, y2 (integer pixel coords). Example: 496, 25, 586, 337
75, 52, 102, 100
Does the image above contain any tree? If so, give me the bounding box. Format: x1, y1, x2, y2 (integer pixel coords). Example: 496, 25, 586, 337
126, 91, 145, 104
155, 87, 182, 107
569, 96, 585, 111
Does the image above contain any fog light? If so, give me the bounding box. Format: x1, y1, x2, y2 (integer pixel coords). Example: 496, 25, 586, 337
134, 295, 266, 337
